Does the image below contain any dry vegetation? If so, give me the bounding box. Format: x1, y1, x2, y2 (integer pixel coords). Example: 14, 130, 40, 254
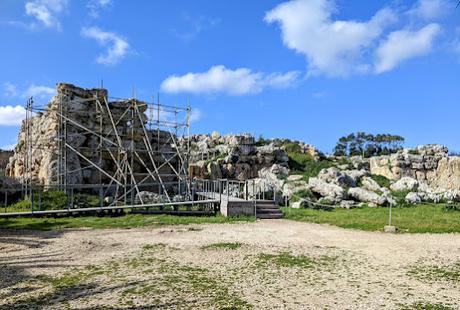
1, 220, 460, 309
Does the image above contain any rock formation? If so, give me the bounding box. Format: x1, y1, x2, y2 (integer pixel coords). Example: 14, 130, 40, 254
6, 83, 178, 188
370, 144, 460, 190
186, 132, 290, 181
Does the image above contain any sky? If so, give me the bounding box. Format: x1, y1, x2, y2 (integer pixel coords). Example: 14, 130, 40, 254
0, 0, 459, 154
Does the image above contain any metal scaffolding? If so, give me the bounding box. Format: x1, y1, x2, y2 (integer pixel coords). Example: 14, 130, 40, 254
21, 87, 192, 208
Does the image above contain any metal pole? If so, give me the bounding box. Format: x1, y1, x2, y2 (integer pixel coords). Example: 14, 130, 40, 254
389, 204, 392, 226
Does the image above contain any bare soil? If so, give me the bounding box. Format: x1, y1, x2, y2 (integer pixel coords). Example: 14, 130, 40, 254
1, 220, 460, 309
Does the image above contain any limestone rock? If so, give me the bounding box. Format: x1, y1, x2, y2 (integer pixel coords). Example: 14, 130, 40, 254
6, 83, 177, 188
360, 176, 383, 193
339, 200, 357, 209
390, 177, 419, 192
287, 175, 303, 182
317, 167, 356, 188
291, 199, 307, 209
308, 177, 346, 203
405, 192, 422, 204
135, 191, 166, 204
348, 187, 386, 206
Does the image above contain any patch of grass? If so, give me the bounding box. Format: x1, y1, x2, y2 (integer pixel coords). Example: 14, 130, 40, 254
0, 214, 255, 231
37, 271, 88, 289
408, 261, 460, 283
201, 242, 242, 250
142, 243, 167, 251
369, 174, 391, 188
400, 302, 455, 310
445, 203, 460, 212
282, 204, 460, 233
6, 244, 252, 310
256, 251, 336, 269
290, 189, 315, 203
297, 159, 335, 182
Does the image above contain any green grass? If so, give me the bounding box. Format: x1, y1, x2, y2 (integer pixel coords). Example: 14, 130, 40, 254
408, 261, 460, 283
5, 244, 252, 310
201, 242, 242, 250
400, 302, 455, 310
369, 174, 391, 188
256, 251, 336, 269
281, 204, 460, 233
0, 214, 255, 231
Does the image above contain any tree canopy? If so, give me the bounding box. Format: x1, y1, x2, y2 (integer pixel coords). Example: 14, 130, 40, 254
333, 132, 404, 157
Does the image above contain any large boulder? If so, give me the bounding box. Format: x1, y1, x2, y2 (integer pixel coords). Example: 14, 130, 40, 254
135, 191, 166, 204
348, 187, 387, 206
360, 176, 383, 193
308, 177, 346, 203
390, 177, 419, 192
317, 167, 356, 188
405, 192, 422, 204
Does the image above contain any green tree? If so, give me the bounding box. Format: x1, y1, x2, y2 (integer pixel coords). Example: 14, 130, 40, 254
334, 132, 404, 157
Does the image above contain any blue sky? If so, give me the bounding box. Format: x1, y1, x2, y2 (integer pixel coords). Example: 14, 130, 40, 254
0, 0, 459, 153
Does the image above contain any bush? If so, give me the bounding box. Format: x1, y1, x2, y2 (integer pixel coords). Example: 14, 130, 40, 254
369, 174, 391, 188
37, 191, 68, 210
445, 203, 460, 212
8, 199, 32, 212
291, 189, 315, 203
391, 190, 414, 208
73, 193, 102, 208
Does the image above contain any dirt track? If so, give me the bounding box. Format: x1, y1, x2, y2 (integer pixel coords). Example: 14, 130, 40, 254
1, 220, 460, 309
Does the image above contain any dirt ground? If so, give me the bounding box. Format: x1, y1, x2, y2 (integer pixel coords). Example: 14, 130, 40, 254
1, 220, 460, 309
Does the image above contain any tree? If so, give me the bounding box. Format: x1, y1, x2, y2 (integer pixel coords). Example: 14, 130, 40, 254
333, 132, 405, 157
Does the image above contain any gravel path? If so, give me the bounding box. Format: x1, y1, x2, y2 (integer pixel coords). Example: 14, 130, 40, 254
1, 220, 460, 309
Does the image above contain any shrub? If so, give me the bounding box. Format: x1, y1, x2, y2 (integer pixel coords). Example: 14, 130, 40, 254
369, 174, 391, 188
8, 199, 32, 212
73, 193, 102, 208
445, 203, 460, 212
291, 189, 315, 203
391, 190, 414, 208
38, 191, 68, 210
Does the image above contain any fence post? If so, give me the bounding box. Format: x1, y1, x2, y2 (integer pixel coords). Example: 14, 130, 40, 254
31, 189, 34, 214
99, 187, 103, 210
219, 180, 222, 204
4, 191, 7, 213
226, 179, 229, 201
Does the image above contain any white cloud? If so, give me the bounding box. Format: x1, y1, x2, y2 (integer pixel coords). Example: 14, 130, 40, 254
87, 0, 112, 18
375, 23, 441, 73
189, 109, 202, 123
24, 84, 56, 98
0, 106, 27, 126
3, 82, 18, 97
81, 27, 130, 65
408, 0, 449, 21
2, 83, 55, 102
265, 0, 397, 77
160, 65, 300, 96
25, 0, 68, 30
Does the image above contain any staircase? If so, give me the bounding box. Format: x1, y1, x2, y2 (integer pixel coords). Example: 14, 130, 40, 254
255, 200, 283, 219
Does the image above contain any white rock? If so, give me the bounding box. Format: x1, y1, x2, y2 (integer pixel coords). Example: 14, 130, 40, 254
348, 187, 387, 206
308, 177, 346, 203
360, 176, 383, 193
390, 177, 419, 192
405, 192, 422, 204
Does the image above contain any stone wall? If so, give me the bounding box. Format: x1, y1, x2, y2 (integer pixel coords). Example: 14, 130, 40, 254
370, 144, 460, 190
186, 132, 290, 181
6, 83, 177, 187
